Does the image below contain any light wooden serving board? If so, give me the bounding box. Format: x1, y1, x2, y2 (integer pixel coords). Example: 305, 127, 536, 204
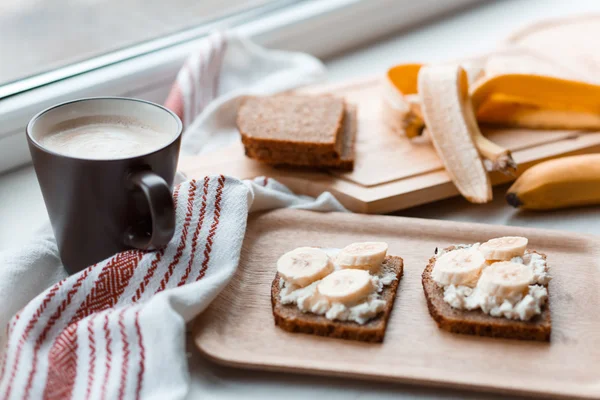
193, 209, 600, 399
179, 78, 600, 213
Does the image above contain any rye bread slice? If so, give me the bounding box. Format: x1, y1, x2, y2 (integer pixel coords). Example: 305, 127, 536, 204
422, 246, 551, 342
238, 95, 345, 157
244, 104, 357, 170
271, 255, 403, 342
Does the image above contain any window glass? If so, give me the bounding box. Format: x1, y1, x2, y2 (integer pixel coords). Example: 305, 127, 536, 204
0, 0, 278, 88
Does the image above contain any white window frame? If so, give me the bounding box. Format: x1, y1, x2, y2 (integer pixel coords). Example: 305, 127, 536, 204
0, 0, 481, 173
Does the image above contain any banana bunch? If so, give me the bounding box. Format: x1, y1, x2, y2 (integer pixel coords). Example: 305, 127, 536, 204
383, 49, 600, 208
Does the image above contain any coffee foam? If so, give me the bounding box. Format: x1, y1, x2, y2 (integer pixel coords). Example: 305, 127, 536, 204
37, 116, 174, 159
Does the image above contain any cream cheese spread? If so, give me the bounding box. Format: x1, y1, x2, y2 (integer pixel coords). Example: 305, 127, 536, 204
435, 244, 550, 321
279, 248, 397, 324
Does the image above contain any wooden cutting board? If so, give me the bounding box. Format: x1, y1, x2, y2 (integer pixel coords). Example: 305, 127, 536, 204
179, 77, 600, 213
180, 16, 600, 213
193, 209, 600, 399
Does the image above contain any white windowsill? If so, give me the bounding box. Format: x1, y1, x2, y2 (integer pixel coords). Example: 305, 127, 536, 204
0, 0, 483, 249
2, 0, 600, 399
0, 0, 480, 173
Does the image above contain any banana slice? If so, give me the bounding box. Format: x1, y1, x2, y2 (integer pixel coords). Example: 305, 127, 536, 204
317, 269, 373, 304
277, 247, 334, 287
479, 236, 528, 261
432, 248, 486, 287
477, 261, 534, 299
336, 242, 388, 271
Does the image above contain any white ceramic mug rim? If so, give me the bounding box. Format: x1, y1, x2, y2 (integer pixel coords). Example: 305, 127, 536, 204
26, 96, 183, 162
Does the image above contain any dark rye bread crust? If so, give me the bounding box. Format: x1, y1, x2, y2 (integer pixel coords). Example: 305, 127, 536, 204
271, 256, 403, 342
422, 246, 551, 342
238, 95, 356, 170
330, 103, 356, 170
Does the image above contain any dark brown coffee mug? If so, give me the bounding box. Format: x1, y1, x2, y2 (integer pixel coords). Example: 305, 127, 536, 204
27, 97, 183, 274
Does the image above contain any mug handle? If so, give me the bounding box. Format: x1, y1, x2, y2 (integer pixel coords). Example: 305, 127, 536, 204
124, 170, 175, 250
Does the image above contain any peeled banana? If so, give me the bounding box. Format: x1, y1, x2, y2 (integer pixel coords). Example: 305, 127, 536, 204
418, 65, 492, 203
384, 63, 487, 140
384, 56, 600, 207
385, 63, 515, 176
507, 154, 600, 210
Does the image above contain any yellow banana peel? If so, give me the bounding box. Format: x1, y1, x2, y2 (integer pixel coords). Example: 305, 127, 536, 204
387, 65, 600, 135
382, 63, 425, 138
470, 74, 600, 130
476, 94, 600, 130
470, 73, 600, 112
387, 63, 421, 94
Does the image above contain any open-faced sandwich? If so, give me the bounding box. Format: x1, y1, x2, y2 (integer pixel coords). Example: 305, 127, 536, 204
271, 242, 403, 342
422, 236, 551, 341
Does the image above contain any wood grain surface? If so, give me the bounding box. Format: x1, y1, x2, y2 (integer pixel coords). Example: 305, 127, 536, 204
179, 78, 600, 213
193, 209, 600, 399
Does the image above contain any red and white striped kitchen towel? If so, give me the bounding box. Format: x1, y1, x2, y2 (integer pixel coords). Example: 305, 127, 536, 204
0, 33, 343, 399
